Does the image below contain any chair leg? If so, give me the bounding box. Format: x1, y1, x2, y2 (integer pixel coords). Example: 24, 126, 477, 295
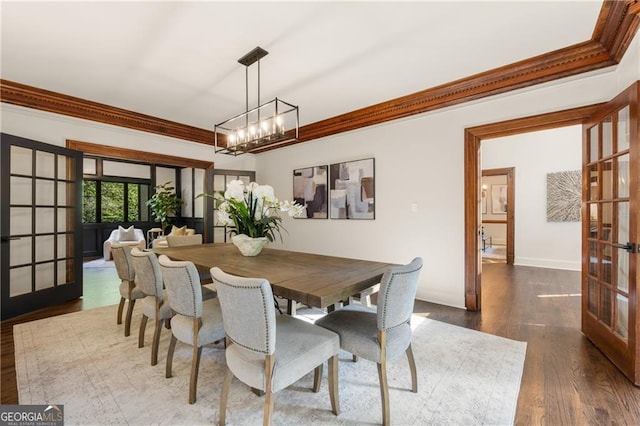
328, 354, 340, 415
218, 367, 234, 426
189, 345, 203, 404
151, 318, 163, 366
124, 299, 136, 337
138, 314, 148, 348
377, 360, 390, 426
166, 334, 177, 378
263, 354, 275, 426
406, 344, 418, 393
117, 297, 125, 325
313, 363, 323, 393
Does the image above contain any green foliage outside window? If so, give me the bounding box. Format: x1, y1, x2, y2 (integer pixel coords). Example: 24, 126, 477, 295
127, 184, 139, 222
101, 182, 125, 222
82, 180, 150, 224
82, 180, 97, 223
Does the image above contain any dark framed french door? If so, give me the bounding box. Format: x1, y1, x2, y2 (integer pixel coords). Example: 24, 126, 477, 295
1, 133, 83, 320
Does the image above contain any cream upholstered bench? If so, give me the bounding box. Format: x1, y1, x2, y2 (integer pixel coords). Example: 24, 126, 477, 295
151, 225, 196, 249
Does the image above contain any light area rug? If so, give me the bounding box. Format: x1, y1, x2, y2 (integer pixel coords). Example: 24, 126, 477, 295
14, 304, 526, 425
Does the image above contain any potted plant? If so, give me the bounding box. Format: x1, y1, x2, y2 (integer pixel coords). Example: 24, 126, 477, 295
146, 181, 184, 234
200, 180, 304, 255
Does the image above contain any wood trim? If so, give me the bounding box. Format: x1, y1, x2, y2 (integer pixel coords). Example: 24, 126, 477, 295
464, 104, 606, 311
66, 140, 214, 170
2, 3, 638, 153
464, 130, 482, 311
593, 1, 640, 62
1, 80, 215, 146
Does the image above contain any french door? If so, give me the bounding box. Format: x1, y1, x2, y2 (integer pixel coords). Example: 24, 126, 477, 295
1, 133, 83, 320
582, 82, 639, 384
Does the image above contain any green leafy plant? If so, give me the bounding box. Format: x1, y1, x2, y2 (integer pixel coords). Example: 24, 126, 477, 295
199, 180, 304, 242
146, 181, 184, 233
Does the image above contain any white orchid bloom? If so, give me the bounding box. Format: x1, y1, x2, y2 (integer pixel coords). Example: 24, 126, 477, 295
216, 209, 233, 226
280, 200, 305, 217
246, 181, 259, 193
225, 180, 245, 202
253, 184, 276, 203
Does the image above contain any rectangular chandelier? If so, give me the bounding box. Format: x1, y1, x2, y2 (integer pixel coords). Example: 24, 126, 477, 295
214, 97, 299, 155
214, 47, 299, 156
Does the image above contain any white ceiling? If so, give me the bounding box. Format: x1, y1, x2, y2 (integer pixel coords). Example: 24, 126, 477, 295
1, 1, 603, 131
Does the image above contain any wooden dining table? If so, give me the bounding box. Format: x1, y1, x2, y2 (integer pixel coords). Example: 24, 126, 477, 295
153, 243, 395, 313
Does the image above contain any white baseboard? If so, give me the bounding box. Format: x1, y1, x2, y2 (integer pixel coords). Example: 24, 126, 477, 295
514, 257, 581, 271
416, 288, 466, 309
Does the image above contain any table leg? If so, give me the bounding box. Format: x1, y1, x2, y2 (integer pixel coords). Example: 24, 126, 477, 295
287, 299, 297, 316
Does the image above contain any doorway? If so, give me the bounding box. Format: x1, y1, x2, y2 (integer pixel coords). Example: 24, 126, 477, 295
481, 168, 515, 265
463, 104, 601, 311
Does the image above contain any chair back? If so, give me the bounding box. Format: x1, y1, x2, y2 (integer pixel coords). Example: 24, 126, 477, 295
166, 234, 203, 247
210, 267, 276, 355
130, 248, 163, 298
158, 255, 203, 318
377, 257, 423, 331
111, 244, 135, 282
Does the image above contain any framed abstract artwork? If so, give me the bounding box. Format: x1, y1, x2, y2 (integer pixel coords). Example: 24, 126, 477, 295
491, 184, 507, 214
293, 165, 328, 219
329, 158, 375, 219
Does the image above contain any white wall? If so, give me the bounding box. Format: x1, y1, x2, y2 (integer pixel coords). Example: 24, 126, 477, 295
2, 33, 638, 308
256, 33, 639, 308
0, 104, 256, 172
483, 126, 582, 270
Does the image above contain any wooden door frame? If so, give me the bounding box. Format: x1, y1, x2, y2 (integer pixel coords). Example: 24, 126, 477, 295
464, 104, 604, 311
482, 168, 515, 265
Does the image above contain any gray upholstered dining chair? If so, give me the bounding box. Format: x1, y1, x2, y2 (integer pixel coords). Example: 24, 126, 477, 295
315, 257, 423, 426
210, 266, 340, 426
158, 255, 225, 404
130, 248, 173, 366
111, 244, 144, 337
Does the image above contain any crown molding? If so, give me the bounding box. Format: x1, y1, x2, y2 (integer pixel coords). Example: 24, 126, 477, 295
0, 80, 215, 146
66, 140, 214, 170
1, 1, 638, 153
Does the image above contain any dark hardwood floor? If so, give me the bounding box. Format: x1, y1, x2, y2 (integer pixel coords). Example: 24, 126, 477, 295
2, 263, 639, 424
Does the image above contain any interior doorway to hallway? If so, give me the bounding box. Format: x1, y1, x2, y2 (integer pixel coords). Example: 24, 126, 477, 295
481, 168, 515, 265
464, 104, 599, 311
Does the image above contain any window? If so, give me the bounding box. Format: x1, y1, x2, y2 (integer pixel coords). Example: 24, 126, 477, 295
101, 182, 125, 222
82, 180, 151, 224
82, 180, 97, 223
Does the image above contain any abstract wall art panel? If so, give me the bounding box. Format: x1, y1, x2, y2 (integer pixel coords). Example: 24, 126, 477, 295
329, 158, 375, 219
293, 165, 328, 219
547, 170, 581, 222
